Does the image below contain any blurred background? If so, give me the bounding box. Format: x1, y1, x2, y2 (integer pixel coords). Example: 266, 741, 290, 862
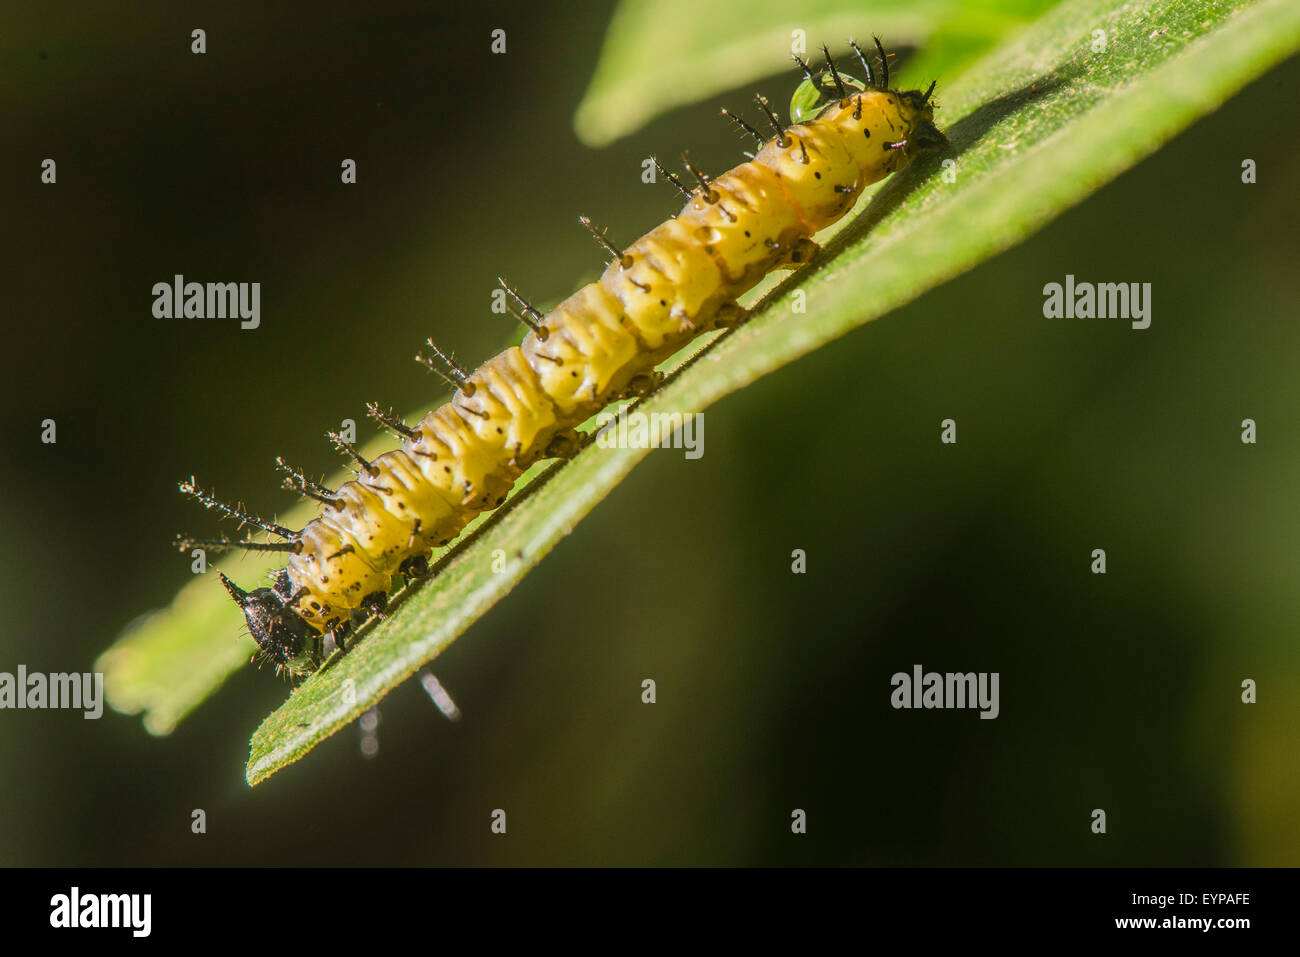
1, 1, 1296, 865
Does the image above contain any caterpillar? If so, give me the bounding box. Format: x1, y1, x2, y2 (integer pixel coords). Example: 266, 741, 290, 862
178, 38, 947, 679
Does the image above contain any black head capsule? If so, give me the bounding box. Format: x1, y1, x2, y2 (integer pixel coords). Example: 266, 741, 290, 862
900, 84, 940, 113
909, 119, 948, 155
220, 573, 322, 677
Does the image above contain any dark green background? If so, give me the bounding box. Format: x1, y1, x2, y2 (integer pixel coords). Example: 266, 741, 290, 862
2, 1, 1296, 865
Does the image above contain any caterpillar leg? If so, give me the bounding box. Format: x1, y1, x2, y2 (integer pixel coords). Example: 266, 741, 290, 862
543, 427, 584, 460
712, 302, 749, 328
773, 237, 820, 270
399, 554, 431, 581
622, 370, 664, 398
360, 591, 389, 621
323, 621, 352, 657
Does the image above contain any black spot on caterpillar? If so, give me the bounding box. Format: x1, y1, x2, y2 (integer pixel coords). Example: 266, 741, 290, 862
178, 38, 946, 679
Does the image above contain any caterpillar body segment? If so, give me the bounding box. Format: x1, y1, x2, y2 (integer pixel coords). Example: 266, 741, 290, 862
196, 42, 947, 677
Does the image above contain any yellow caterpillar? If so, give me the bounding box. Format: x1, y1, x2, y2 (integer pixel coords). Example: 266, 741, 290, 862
179, 39, 946, 677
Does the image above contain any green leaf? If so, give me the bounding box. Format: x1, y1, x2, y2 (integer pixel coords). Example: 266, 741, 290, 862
97, 592, 255, 738
245, 0, 1300, 784
95, 0, 1299, 779
573, 0, 1061, 146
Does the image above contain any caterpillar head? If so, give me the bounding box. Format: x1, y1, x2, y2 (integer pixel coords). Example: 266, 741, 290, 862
896, 86, 947, 157
220, 572, 321, 678
788, 54, 948, 161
